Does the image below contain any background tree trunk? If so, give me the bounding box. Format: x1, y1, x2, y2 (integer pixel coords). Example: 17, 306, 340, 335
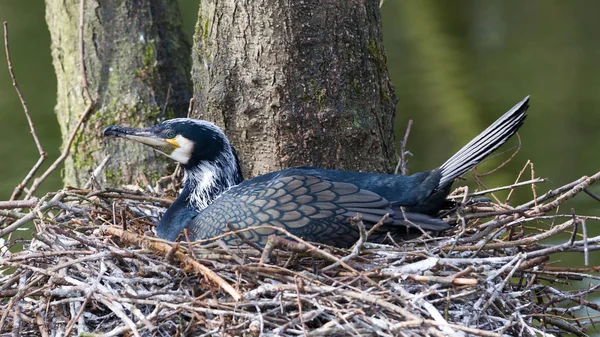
191, 0, 397, 179
45, 0, 192, 187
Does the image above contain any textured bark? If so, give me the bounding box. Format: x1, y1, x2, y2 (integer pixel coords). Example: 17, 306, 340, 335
45, 0, 192, 186
192, 0, 397, 179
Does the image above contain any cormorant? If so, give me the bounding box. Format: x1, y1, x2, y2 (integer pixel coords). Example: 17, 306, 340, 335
103, 96, 529, 247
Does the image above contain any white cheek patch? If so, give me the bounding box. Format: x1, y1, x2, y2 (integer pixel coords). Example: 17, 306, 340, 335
167, 135, 195, 164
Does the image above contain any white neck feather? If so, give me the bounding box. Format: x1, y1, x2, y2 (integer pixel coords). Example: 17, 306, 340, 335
184, 145, 240, 210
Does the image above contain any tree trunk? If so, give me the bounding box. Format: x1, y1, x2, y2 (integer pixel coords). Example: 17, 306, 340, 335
191, 0, 397, 179
45, 0, 192, 187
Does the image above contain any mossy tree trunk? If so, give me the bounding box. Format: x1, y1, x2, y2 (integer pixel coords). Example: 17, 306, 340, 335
191, 0, 397, 179
45, 0, 192, 187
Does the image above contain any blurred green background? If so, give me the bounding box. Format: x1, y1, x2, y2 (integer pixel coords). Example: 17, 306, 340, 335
1, 1, 599, 255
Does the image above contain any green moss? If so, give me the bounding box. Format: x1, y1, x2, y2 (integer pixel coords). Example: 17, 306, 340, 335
144, 43, 154, 68
165, 107, 177, 119
367, 39, 387, 75
104, 169, 123, 183
193, 3, 211, 61
315, 88, 327, 110
366, 40, 393, 104
136, 42, 158, 82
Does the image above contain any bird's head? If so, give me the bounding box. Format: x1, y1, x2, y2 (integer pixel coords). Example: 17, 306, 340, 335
103, 118, 236, 170
104, 118, 244, 210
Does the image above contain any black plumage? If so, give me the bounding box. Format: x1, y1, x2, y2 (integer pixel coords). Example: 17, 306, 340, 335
103, 96, 529, 247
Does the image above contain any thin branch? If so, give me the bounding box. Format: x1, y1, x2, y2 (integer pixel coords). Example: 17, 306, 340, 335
3, 22, 44, 155
3, 22, 48, 201
395, 119, 413, 175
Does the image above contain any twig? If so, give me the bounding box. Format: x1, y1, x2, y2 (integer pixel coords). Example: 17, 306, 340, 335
395, 119, 413, 175
532, 171, 600, 214
0, 199, 38, 209
63, 259, 106, 337
446, 219, 575, 252
3, 22, 44, 154
83, 155, 111, 189
583, 187, 600, 202
3, 22, 47, 201
569, 208, 579, 246
322, 214, 367, 271
446, 178, 544, 200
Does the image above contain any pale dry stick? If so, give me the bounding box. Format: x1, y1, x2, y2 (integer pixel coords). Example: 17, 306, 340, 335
447, 219, 575, 252
322, 214, 367, 272
295, 277, 308, 337
0, 199, 39, 209
392, 283, 458, 336
519, 176, 585, 209
569, 208, 579, 246
6, 250, 97, 262
0, 272, 27, 332
524, 235, 600, 260
253, 304, 265, 337
446, 178, 544, 200
366, 213, 389, 237
505, 160, 533, 203
35, 313, 50, 337
83, 155, 111, 189
62, 259, 106, 337
400, 206, 433, 240
25, 0, 95, 200
582, 219, 589, 266
407, 274, 477, 286
474, 255, 524, 323
123, 302, 156, 333
533, 171, 600, 215
3, 22, 48, 201
187, 97, 195, 117
395, 119, 413, 175
99, 298, 142, 337
48, 251, 113, 273
0, 209, 27, 220
529, 159, 539, 206
11, 294, 21, 337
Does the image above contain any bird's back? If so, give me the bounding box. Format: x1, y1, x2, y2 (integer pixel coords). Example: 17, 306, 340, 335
187, 167, 448, 246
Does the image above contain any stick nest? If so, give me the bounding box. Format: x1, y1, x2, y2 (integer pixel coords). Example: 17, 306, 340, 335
1, 171, 600, 337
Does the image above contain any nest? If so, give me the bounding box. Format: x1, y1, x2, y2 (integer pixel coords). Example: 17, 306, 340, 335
1, 170, 600, 337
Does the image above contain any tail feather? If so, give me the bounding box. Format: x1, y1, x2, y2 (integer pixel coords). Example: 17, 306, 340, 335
438, 96, 530, 188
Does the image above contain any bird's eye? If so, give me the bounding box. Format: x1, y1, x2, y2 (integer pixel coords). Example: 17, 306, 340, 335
166, 130, 177, 139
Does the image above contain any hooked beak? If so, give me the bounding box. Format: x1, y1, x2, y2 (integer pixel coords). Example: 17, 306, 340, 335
103, 125, 179, 155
